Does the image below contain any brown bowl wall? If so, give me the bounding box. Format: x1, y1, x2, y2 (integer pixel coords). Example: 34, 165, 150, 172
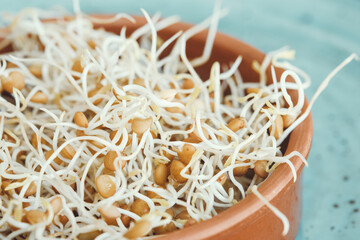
1, 15, 313, 240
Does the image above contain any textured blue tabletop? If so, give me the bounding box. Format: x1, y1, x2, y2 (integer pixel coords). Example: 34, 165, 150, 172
2, 0, 360, 239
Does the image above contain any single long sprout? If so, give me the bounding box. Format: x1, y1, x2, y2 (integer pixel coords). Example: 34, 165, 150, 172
251, 185, 289, 236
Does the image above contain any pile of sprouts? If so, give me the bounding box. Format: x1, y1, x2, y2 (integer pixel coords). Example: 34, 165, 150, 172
0, 2, 358, 240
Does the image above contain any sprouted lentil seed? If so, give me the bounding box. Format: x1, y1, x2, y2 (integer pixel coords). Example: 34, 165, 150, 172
0, 1, 358, 239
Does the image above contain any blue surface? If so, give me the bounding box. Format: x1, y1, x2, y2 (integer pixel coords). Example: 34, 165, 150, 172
2, 0, 360, 239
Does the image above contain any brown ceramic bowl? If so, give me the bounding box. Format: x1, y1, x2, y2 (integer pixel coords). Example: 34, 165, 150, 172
1, 15, 313, 240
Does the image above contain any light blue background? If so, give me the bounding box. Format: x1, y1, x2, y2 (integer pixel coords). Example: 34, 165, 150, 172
2, 0, 359, 239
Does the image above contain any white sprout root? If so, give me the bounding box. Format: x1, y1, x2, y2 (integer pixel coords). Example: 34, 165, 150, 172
0, 2, 358, 240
